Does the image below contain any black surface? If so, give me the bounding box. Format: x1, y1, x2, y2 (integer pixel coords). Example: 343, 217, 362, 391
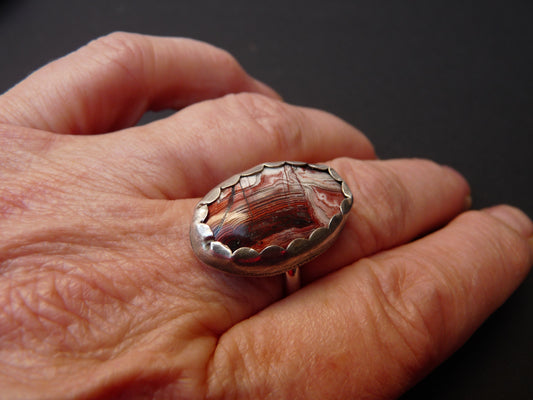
1, 1, 532, 398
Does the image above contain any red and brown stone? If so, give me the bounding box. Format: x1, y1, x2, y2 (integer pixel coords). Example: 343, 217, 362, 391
206, 164, 346, 252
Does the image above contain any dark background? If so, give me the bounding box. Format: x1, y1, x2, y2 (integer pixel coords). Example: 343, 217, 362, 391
1, 1, 531, 398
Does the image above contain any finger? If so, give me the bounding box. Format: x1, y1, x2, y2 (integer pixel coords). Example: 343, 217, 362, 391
207, 205, 533, 399
0, 32, 279, 134
148, 158, 466, 341
303, 157, 470, 282
99, 93, 376, 199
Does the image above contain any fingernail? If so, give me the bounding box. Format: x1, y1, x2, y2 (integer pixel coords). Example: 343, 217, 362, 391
484, 205, 533, 238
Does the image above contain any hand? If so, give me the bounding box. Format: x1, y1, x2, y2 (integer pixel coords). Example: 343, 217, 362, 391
0, 32, 531, 400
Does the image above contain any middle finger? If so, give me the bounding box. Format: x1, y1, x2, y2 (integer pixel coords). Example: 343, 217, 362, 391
157, 157, 470, 328
302, 157, 470, 282
61, 92, 376, 200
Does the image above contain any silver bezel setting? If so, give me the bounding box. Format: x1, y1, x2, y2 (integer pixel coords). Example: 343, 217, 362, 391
190, 161, 353, 277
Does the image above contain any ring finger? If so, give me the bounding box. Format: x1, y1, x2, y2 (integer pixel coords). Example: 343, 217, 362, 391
162, 156, 470, 329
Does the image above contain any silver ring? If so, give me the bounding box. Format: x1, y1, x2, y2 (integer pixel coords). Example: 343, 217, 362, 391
189, 161, 352, 293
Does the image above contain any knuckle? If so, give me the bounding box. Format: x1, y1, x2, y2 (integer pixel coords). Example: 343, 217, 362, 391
89, 31, 142, 54
227, 93, 304, 152
207, 327, 282, 400
84, 31, 149, 78
340, 160, 413, 253
362, 260, 447, 372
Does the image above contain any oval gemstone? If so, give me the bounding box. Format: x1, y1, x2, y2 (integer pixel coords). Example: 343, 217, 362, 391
206, 164, 345, 252
190, 161, 352, 276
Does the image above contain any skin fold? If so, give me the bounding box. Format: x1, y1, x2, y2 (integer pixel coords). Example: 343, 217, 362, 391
0, 32, 531, 399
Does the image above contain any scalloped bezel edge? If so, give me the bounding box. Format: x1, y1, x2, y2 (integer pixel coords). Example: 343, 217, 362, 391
190, 161, 353, 276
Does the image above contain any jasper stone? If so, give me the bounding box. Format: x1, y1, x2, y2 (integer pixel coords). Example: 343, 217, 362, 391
206, 164, 346, 253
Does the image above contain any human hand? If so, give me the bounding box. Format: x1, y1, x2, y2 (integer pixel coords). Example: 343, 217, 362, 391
0, 32, 531, 399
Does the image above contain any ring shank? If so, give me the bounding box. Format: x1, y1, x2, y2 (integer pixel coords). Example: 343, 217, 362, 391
285, 268, 301, 294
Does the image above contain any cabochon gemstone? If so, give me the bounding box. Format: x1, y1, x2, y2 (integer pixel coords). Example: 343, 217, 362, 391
206, 164, 345, 252
190, 162, 352, 276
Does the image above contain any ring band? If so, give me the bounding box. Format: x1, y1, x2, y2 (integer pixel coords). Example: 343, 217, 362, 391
190, 161, 352, 292
285, 268, 301, 294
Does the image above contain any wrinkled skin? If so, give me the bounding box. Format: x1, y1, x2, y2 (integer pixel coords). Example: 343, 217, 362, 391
0, 33, 531, 399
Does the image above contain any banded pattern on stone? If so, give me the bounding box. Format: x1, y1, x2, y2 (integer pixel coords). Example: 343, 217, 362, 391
206, 164, 346, 252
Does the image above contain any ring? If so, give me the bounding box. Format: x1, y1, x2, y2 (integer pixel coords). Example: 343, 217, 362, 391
189, 161, 352, 294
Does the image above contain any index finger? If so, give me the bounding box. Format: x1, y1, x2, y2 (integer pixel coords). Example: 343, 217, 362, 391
0, 32, 280, 134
